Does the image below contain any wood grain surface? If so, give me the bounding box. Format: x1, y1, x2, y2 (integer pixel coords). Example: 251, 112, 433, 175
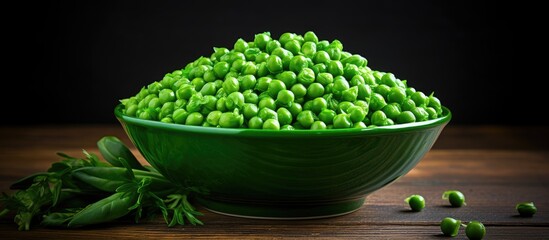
0, 125, 548, 239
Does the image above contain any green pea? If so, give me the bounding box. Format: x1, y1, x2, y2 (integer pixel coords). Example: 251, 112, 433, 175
333, 76, 350, 97
279, 32, 296, 46
266, 55, 283, 74
327, 60, 344, 76
254, 32, 271, 50
276, 90, 295, 107
314, 51, 331, 64
411, 107, 429, 122
258, 107, 278, 120
341, 86, 358, 102
363, 72, 377, 85
440, 217, 461, 237
267, 79, 287, 98
387, 86, 407, 104
225, 92, 245, 111
289, 55, 309, 73
405, 194, 425, 212
311, 97, 328, 114
304, 31, 319, 43
284, 39, 301, 55
381, 72, 397, 87
516, 202, 537, 217
213, 47, 230, 61
288, 102, 303, 118
160, 117, 173, 123
353, 122, 367, 128
277, 107, 293, 126
148, 98, 162, 109
258, 96, 276, 110
303, 100, 313, 111
230, 59, 245, 73
357, 84, 372, 100
222, 76, 240, 94
401, 98, 416, 111
301, 41, 316, 58
307, 83, 325, 99
338, 101, 354, 113
411, 91, 429, 106
347, 106, 366, 123
176, 84, 195, 100
185, 112, 204, 126
242, 90, 258, 104
317, 72, 334, 86
200, 82, 217, 96
159, 102, 175, 119
158, 89, 176, 104
192, 78, 206, 92
239, 75, 257, 91
297, 110, 315, 129
175, 99, 188, 109
442, 190, 466, 207
297, 68, 315, 86
372, 71, 384, 83
266, 40, 281, 54
255, 52, 269, 63
310, 121, 327, 130
326, 47, 341, 61
203, 70, 216, 82
206, 110, 223, 126
350, 75, 365, 86
369, 93, 387, 111
256, 62, 269, 77
333, 113, 352, 129
256, 77, 272, 92
281, 124, 295, 130
354, 100, 369, 112
465, 221, 486, 240
343, 64, 360, 80
139, 108, 157, 120
311, 63, 327, 75
406, 87, 416, 96
428, 94, 443, 115
397, 111, 416, 124
382, 104, 401, 120
241, 62, 257, 75
233, 38, 248, 53
216, 97, 227, 112
425, 107, 438, 119
374, 84, 391, 98
317, 40, 329, 50
125, 104, 138, 117
242, 103, 259, 120
342, 54, 367, 67
318, 109, 336, 124
219, 110, 244, 128
291, 83, 307, 98
262, 118, 280, 130
248, 116, 263, 129
277, 71, 297, 87
371, 110, 388, 126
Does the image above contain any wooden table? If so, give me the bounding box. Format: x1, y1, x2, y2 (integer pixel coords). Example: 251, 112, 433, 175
1, 125, 548, 239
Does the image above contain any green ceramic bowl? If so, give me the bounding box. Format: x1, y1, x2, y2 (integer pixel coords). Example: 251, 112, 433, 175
115, 104, 451, 219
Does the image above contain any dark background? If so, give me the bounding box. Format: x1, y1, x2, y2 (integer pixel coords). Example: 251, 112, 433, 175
3, 0, 540, 125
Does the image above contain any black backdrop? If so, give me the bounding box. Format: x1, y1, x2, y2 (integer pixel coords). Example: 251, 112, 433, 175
3, 0, 538, 125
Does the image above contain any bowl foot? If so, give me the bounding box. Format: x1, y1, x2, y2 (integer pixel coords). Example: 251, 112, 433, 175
196, 197, 365, 219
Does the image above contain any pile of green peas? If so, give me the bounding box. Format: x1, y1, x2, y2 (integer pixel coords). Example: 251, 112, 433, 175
120, 31, 444, 130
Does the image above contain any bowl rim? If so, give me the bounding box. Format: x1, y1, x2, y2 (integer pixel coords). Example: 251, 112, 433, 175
115, 104, 451, 137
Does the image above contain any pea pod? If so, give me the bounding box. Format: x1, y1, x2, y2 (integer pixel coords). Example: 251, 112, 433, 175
68, 192, 136, 228
72, 167, 178, 195
97, 136, 146, 171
